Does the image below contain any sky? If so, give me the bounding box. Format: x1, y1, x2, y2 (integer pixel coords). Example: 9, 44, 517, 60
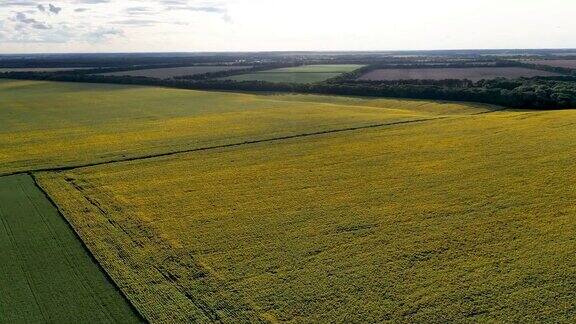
1, 0, 576, 54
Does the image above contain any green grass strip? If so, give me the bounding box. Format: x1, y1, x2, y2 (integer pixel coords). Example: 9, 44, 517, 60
0, 174, 142, 323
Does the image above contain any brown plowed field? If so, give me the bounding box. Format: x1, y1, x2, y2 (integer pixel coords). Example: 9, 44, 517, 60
101, 66, 251, 79
358, 67, 562, 81
529, 60, 576, 69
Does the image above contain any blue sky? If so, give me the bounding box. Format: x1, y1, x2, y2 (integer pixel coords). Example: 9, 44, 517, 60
1, 0, 575, 53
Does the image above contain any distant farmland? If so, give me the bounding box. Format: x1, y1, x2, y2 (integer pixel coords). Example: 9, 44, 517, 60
0, 67, 92, 72
527, 60, 576, 69
358, 67, 562, 82
101, 66, 251, 79
268, 65, 365, 73
226, 72, 344, 84
225, 64, 364, 84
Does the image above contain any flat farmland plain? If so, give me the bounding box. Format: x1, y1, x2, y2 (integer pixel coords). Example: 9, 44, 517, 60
225, 72, 345, 84
100, 66, 251, 79
528, 60, 576, 69
225, 64, 364, 84
0, 68, 93, 72
0, 174, 141, 323
38, 109, 576, 322
265, 65, 365, 73
358, 67, 563, 81
0, 79, 491, 176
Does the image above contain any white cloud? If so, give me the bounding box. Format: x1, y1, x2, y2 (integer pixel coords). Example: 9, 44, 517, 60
0, 0, 575, 53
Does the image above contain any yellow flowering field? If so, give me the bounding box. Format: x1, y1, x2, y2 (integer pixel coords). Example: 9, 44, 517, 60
37, 109, 576, 322
0, 79, 489, 176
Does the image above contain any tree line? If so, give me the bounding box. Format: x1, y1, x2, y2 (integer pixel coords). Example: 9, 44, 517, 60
2, 70, 576, 109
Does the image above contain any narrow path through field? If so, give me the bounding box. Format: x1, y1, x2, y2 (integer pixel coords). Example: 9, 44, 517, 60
2, 115, 454, 177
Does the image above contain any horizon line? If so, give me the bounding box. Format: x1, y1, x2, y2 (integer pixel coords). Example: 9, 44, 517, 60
2, 47, 576, 56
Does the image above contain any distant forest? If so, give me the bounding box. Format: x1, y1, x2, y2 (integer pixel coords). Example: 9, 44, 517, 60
2, 51, 576, 109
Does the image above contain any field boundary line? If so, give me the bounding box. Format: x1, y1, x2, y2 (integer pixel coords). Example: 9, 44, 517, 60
3, 116, 450, 177
35, 173, 268, 322
27, 173, 147, 323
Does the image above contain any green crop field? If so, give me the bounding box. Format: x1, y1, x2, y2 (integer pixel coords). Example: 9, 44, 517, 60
0, 79, 489, 176
0, 174, 141, 323
224, 72, 345, 84
265, 64, 365, 73
224, 64, 364, 83
37, 108, 576, 322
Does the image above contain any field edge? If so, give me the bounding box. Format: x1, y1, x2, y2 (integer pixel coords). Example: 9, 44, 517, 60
35, 171, 271, 323
28, 172, 147, 323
